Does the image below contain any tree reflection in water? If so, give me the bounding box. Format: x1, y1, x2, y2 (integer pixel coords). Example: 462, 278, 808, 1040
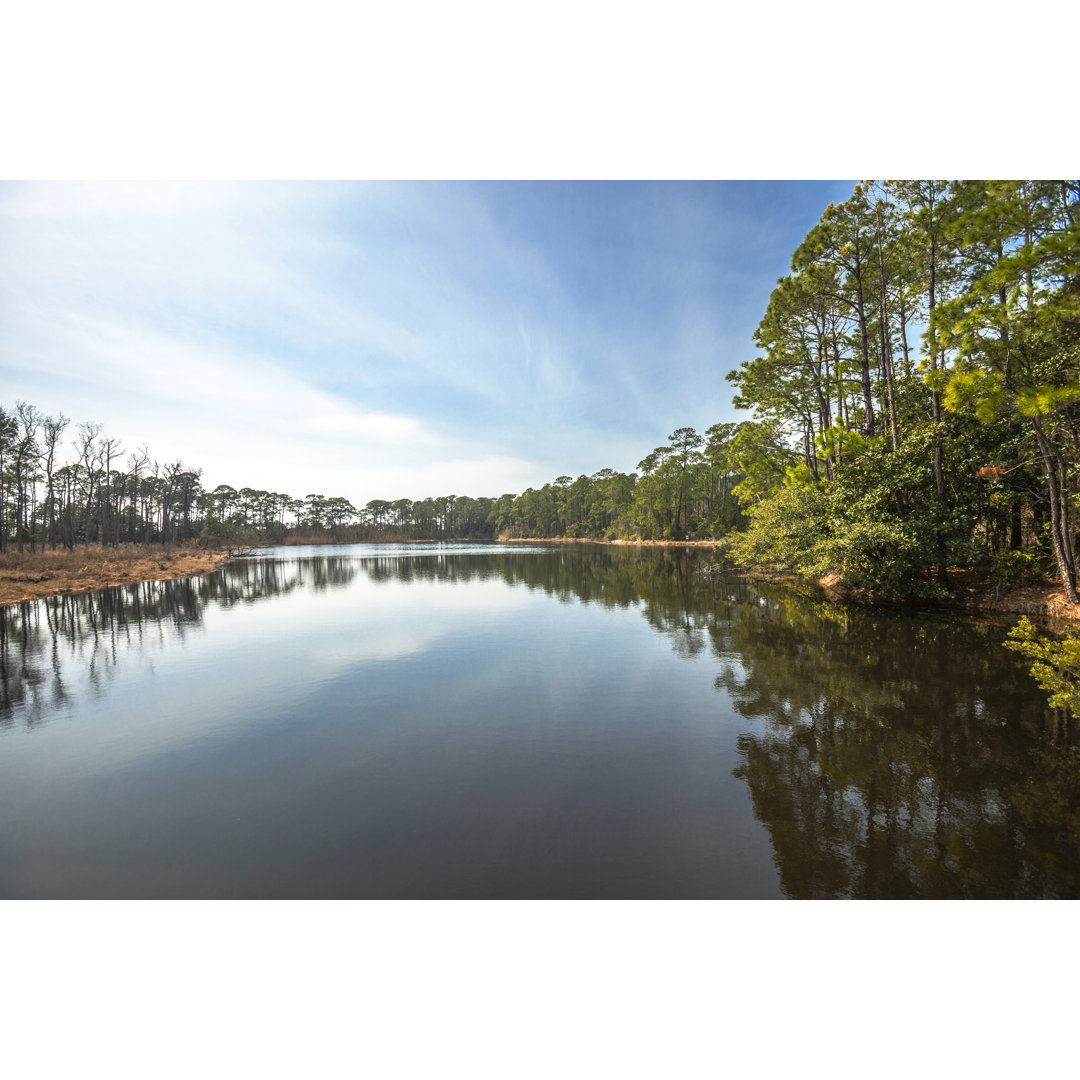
2, 543, 1077, 898
709, 582, 1079, 898
0, 556, 360, 729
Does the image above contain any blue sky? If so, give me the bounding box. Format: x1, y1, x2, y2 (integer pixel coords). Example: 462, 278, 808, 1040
0, 180, 855, 505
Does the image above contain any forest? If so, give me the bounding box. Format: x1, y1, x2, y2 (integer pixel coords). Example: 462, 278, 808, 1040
3, 180, 1079, 607
0, 408, 744, 550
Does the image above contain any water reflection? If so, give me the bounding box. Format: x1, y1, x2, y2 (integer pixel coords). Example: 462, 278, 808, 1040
1, 545, 739, 731
715, 589, 1080, 898
1, 543, 1077, 898
0, 557, 360, 728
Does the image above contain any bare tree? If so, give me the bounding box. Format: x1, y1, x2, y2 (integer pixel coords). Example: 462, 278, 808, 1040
40, 413, 70, 549
125, 445, 151, 543
98, 435, 123, 545
75, 421, 102, 545
160, 460, 187, 543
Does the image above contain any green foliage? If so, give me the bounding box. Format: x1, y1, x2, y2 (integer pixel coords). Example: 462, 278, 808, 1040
489, 424, 746, 541
729, 416, 991, 598
818, 423, 976, 596
1016, 383, 1080, 418
814, 422, 876, 463
784, 463, 816, 486
1005, 617, 1080, 718
727, 482, 830, 572
729, 419, 794, 506
814, 517, 940, 597
731, 478, 948, 601
991, 548, 1046, 590
942, 367, 1007, 423
941, 369, 1080, 424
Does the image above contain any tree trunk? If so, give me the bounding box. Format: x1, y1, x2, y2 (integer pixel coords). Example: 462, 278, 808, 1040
925, 190, 947, 506
875, 202, 900, 451
1010, 499, 1023, 550
1032, 416, 1078, 603
852, 264, 876, 437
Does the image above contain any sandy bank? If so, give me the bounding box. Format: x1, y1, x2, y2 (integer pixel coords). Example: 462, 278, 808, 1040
730, 566, 1080, 625
862, 579, 1075, 623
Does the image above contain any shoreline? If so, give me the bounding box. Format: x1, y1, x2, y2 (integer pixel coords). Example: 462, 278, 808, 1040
732, 566, 1080, 626
0, 547, 233, 606
3, 539, 1077, 626
835, 580, 1080, 626
814, 569, 1080, 625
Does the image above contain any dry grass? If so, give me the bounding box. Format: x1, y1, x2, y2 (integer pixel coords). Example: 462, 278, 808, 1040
0, 544, 232, 606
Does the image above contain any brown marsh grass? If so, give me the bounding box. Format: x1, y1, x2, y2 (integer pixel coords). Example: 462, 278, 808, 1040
0, 544, 231, 606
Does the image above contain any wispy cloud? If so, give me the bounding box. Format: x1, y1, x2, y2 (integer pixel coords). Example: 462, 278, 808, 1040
0, 180, 854, 502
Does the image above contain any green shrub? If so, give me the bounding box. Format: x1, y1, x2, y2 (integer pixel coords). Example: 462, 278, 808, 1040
1005, 617, 1080, 718
991, 549, 1047, 591
727, 483, 829, 573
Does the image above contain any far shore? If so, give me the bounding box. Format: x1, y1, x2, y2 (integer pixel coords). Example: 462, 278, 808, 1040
497, 536, 725, 547
281, 535, 727, 548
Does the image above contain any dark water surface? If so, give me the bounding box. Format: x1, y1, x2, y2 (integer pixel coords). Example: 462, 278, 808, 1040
2, 542, 1077, 898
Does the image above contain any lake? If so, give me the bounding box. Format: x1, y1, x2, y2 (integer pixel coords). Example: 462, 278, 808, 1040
1, 541, 1077, 898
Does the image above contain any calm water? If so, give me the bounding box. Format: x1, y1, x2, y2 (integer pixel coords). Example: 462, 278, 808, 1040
1, 542, 1077, 898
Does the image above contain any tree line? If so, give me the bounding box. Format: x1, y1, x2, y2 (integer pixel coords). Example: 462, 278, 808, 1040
724, 180, 1080, 601
0, 405, 749, 551
491, 423, 744, 540
0, 405, 507, 551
